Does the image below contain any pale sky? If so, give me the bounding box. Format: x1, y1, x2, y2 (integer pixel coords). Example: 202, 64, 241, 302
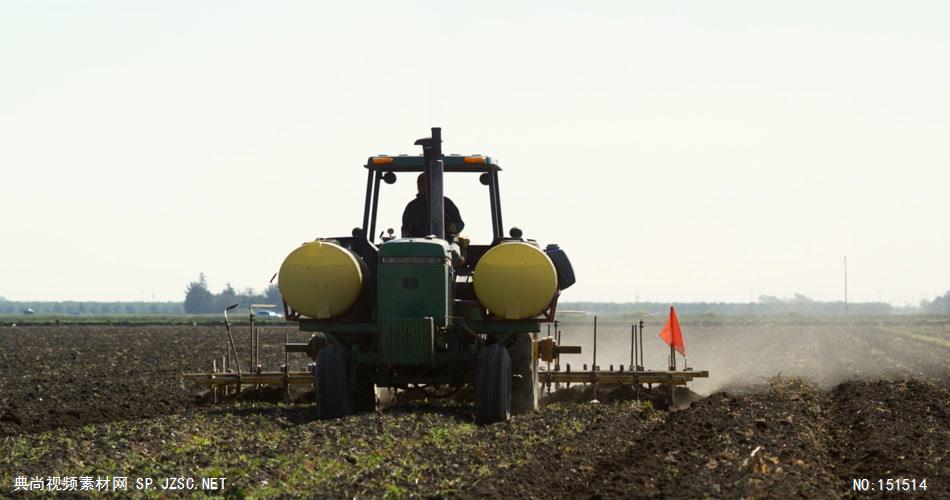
1, 1, 948, 304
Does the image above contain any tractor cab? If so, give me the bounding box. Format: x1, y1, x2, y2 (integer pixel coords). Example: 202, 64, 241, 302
360, 153, 506, 275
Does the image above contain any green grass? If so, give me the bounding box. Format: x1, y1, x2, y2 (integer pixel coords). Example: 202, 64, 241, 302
0, 400, 644, 497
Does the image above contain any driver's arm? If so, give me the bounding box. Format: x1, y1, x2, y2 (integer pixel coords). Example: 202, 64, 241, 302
400, 202, 414, 238
444, 197, 464, 235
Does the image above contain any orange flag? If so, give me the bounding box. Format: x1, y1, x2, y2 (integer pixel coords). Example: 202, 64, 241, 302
658, 306, 686, 356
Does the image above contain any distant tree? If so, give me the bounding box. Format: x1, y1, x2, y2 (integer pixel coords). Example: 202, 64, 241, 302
215, 282, 239, 311
926, 291, 950, 314
791, 293, 814, 304
264, 284, 282, 307
184, 273, 214, 314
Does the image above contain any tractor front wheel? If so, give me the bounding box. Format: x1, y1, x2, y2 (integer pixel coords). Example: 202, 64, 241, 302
475, 344, 511, 424
315, 344, 350, 419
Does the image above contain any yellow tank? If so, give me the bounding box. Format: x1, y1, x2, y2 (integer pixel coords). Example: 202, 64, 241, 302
278, 241, 364, 319
473, 242, 558, 319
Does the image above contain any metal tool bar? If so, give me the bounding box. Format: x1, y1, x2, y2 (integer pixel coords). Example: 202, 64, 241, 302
284, 325, 290, 396
183, 371, 315, 387
630, 323, 636, 369
638, 318, 645, 369
592, 316, 598, 371
248, 304, 277, 375
251, 309, 258, 372
540, 370, 708, 385
223, 304, 242, 375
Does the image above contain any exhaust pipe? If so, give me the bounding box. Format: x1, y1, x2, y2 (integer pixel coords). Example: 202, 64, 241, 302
429, 158, 444, 239
415, 126, 445, 240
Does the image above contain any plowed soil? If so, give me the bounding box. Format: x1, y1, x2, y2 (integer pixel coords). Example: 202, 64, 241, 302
1, 317, 947, 497
0, 324, 310, 436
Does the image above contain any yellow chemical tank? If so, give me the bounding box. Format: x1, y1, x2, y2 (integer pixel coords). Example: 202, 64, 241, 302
278, 241, 364, 319
473, 242, 558, 319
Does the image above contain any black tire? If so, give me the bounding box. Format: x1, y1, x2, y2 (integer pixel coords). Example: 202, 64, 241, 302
316, 344, 350, 419
475, 344, 511, 424
509, 334, 539, 415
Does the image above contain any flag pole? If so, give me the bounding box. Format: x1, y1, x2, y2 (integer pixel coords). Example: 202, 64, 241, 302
669, 306, 676, 371
669, 307, 676, 406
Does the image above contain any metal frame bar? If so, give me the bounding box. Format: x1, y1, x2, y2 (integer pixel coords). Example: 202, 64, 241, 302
488, 171, 499, 238
540, 370, 708, 385
184, 371, 315, 387
361, 169, 374, 236
490, 170, 505, 238
364, 164, 500, 173
223, 304, 241, 375
369, 170, 381, 243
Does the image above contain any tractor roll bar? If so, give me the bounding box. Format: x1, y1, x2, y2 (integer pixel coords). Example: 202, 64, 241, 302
369, 170, 382, 241
360, 127, 506, 243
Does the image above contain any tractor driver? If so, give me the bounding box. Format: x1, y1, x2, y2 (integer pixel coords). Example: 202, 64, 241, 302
401, 173, 465, 239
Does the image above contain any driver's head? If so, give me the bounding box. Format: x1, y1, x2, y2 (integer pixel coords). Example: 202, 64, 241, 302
417, 173, 427, 195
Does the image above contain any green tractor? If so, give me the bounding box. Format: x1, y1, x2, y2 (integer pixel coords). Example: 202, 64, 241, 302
277, 128, 575, 423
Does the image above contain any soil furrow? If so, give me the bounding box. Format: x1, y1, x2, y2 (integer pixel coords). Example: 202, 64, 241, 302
583, 378, 840, 498
826, 379, 950, 497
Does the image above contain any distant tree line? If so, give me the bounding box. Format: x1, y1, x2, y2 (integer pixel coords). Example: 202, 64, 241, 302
183, 273, 282, 314
0, 299, 183, 315
2, 289, 947, 317
920, 291, 950, 314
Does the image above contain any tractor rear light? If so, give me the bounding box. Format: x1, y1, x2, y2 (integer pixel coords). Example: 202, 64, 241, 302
371, 156, 394, 165
463, 156, 486, 164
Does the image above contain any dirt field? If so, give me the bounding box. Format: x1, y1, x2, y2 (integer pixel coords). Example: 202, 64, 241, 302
0, 324, 314, 436
1, 316, 947, 497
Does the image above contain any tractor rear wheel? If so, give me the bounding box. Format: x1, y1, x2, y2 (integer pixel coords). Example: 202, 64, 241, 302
475, 344, 511, 424
315, 344, 350, 419
509, 334, 539, 415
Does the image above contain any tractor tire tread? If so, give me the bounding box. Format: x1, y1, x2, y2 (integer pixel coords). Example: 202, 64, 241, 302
475, 344, 511, 424
316, 344, 350, 419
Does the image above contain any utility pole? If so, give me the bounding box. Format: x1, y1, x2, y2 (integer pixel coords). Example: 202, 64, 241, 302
844, 256, 848, 314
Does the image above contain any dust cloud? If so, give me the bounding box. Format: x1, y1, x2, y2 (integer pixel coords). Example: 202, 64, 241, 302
548, 314, 950, 395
